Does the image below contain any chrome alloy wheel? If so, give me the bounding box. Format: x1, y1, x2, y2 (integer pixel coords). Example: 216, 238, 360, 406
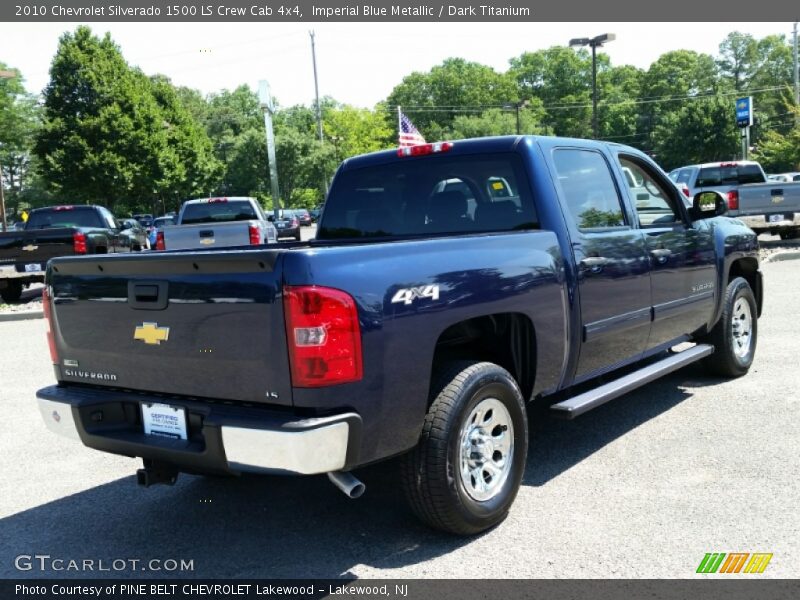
731, 297, 753, 359
459, 397, 515, 502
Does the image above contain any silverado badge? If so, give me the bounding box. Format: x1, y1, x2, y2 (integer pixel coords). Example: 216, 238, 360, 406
134, 322, 170, 345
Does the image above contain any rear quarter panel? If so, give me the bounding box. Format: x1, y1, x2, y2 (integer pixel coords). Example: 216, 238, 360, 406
285, 232, 567, 464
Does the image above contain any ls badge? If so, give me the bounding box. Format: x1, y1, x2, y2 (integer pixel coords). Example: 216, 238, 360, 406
134, 322, 170, 345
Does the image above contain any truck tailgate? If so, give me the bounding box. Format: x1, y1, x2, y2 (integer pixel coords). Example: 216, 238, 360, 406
162, 222, 254, 250
48, 249, 293, 406
736, 182, 800, 216
0, 228, 77, 271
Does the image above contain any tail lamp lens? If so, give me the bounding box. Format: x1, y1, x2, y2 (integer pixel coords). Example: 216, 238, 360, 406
73, 232, 87, 254
283, 286, 363, 387
42, 288, 58, 364
155, 231, 166, 250
249, 225, 260, 245
727, 190, 739, 210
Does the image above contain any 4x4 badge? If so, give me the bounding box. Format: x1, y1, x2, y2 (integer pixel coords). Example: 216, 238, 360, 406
134, 322, 170, 345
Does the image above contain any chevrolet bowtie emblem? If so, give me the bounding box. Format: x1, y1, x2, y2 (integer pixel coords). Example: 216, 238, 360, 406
134, 322, 170, 345
772, 195, 784, 204
22, 244, 38, 252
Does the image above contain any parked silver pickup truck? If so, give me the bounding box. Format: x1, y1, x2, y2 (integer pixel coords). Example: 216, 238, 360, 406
156, 197, 277, 250
669, 161, 800, 238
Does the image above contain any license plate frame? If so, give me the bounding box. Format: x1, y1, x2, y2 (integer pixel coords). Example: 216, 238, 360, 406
141, 402, 188, 440
25, 263, 42, 272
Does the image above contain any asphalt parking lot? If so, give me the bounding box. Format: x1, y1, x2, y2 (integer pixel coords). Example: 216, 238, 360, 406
0, 258, 798, 579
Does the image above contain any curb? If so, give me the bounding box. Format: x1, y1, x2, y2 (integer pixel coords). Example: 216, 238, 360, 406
764, 250, 800, 263
0, 309, 44, 322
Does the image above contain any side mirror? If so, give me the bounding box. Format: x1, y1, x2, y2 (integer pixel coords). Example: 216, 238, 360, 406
120, 221, 132, 230
691, 191, 727, 220
267, 215, 275, 222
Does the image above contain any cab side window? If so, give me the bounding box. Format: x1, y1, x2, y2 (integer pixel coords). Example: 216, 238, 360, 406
619, 157, 682, 228
553, 149, 626, 230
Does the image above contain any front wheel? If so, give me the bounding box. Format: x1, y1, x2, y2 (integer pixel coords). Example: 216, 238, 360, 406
401, 361, 528, 535
701, 277, 757, 377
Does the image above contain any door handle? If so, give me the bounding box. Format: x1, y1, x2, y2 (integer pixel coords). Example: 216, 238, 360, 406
579, 256, 609, 273
650, 248, 671, 264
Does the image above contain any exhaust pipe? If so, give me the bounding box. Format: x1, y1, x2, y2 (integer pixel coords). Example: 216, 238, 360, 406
327, 471, 365, 499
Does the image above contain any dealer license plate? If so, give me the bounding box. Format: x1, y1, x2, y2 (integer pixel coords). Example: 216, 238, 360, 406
141, 403, 187, 440
25, 263, 42, 272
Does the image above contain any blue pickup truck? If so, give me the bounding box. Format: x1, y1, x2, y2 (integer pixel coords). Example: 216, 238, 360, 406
36, 136, 762, 535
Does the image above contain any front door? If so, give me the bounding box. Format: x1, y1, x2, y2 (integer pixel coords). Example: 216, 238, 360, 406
616, 155, 716, 349
551, 148, 653, 382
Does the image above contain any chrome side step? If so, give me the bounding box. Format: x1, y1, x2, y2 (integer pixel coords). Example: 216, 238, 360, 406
550, 344, 714, 419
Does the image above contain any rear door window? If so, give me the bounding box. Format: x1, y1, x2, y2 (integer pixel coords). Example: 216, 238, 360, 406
318, 153, 537, 239
552, 149, 627, 230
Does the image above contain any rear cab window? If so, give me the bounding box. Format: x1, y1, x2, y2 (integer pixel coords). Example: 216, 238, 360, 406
318, 153, 537, 239
26, 206, 104, 229
696, 164, 765, 187
181, 200, 258, 225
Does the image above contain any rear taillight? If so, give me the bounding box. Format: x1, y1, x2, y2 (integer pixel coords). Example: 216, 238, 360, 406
72, 232, 87, 254
42, 288, 58, 364
249, 224, 260, 245
155, 231, 165, 250
681, 186, 690, 198
283, 286, 363, 387
727, 190, 739, 210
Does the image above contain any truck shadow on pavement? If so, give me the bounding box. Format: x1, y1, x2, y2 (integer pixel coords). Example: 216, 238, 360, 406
0, 365, 724, 579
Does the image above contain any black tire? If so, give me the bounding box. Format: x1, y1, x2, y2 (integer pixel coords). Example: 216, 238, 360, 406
294, 233, 302, 241
701, 277, 757, 377
779, 229, 798, 240
401, 361, 528, 535
0, 281, 23, 303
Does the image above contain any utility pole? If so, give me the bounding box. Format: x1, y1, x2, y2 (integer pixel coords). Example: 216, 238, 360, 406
309, 31, 328, 195
793, 21, 799, 124
309, 31, 324, 143
258, 80, 281, 220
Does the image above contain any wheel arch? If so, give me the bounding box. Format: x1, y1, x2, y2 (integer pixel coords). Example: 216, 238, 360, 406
430, 312, 536, 403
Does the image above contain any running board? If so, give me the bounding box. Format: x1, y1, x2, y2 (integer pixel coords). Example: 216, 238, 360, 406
550, 344, 714, 419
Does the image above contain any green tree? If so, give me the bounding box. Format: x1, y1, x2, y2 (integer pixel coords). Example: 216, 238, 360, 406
386, 58, 518, 139
651, 95, 739, 169
323, 104, 393, 158
0, 62, 41, 219
35, 27, 169, 213
448, 105, 546, 139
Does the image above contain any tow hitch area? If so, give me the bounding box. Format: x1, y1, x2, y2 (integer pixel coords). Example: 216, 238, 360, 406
136, 459, 179, 487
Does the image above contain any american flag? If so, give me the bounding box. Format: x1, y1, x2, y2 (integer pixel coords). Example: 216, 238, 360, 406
398, 112, 426, 147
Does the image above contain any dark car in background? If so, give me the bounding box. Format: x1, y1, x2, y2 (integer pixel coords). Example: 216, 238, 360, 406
119, 219, 150, 251
271, 209, 302, 241
295, 208, 312, 226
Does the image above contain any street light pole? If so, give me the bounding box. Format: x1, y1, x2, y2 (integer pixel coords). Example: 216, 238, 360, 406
793, 21, 799, 124
569, 33, 616, 139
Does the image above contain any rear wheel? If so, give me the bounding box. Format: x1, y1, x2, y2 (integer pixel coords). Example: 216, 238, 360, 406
0, 281, 23, 303
779, 229, 799, 240
401, 361, 528, 535
700, 277, 757, 377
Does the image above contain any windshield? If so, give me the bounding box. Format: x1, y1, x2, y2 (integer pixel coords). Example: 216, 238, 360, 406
26, 207, 104, 229
318, 153, 537, 239
180, 200, 258, 225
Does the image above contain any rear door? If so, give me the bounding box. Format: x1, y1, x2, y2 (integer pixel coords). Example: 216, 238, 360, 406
551, 147, 652, 382
616, 154, 716, 349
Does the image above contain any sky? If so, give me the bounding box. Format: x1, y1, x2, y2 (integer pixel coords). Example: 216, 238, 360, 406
0, 22, 796, 108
